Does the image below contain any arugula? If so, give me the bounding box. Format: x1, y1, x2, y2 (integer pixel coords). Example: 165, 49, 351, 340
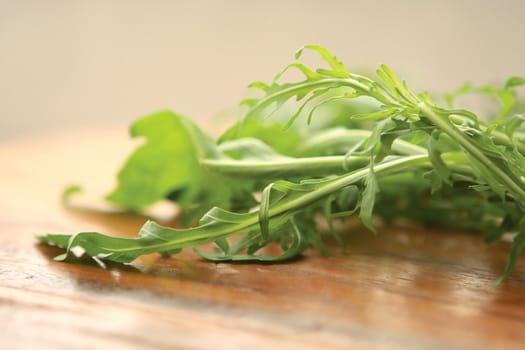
39, 45, 525, 283
104, 111, 256, 223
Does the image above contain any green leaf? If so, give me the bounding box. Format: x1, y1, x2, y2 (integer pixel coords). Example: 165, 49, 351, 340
272, 62, 320, 82
62, 185, 82, 202
106, 110, 210, 209
38, 44, 525, 284
505, 76, 525, 89
219, 115, 302, 156
105, 110, 253, 222
295, 45, 348, 76
359, 169, 379, 233
495, 219, 525, 285
427, 130, 452, 192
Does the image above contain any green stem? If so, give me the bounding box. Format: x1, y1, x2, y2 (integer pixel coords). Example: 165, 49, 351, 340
93, 155, 434, 254
448, 114, 525, 154
295, 129, 427, 156
269, 155, 429, 216
201, 155, 369, 177
247, 77, 401, 119
47, 151, 473, 261
419, 102, 525, 202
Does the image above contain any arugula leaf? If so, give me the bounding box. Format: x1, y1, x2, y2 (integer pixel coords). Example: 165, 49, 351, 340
38, 45, 525, 283
39, 154, 430, 264
219, 115, 303, 156
106, 110, 212, 210
105, 110, 255, 222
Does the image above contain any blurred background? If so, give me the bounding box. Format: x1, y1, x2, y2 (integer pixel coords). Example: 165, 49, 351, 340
1, 0, 524, 139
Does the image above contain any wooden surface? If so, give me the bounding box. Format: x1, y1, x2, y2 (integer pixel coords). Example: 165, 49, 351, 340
1, 129, 525, 350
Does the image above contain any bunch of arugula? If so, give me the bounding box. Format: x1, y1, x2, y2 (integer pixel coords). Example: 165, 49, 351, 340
39, 45, 525, 283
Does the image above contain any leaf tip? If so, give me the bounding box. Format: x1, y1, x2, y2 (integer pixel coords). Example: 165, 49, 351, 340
62, 185, 83, 202
294, 46, 306, 60
53, 253, 68, 261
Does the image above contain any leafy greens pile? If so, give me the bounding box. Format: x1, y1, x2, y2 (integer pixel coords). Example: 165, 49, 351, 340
39, 45, 525, 283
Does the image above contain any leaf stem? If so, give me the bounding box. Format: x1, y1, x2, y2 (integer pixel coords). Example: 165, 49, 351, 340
419, 102, 525, 202
247, 78, 401, 118
76, 155, 435, 255
201, 155, 369, 177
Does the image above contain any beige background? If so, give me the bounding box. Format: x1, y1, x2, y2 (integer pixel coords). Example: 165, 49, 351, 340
1, 0, 524, 139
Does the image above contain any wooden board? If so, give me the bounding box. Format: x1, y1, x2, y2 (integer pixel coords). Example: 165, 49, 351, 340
1, 128, 525, 349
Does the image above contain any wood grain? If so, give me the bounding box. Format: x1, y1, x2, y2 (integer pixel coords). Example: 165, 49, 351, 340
1, 129, 525, 350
